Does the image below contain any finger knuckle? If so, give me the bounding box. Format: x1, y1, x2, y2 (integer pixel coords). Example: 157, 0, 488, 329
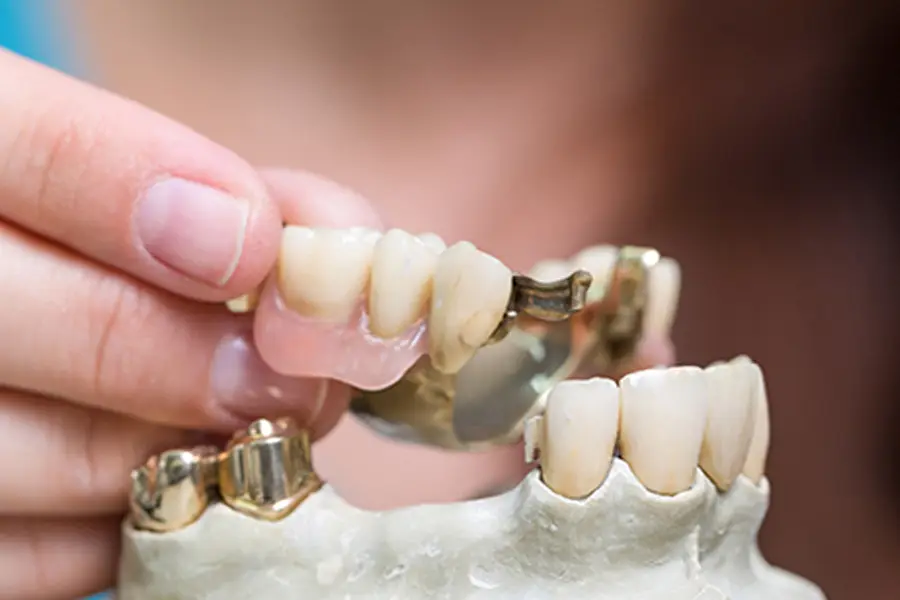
86, 275, 155, 403
1, 101, 105, 225
67, 406, 104, 503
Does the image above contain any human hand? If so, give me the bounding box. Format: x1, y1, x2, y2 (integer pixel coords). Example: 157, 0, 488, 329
0, 50, 379, 599
0, 47, 678, 599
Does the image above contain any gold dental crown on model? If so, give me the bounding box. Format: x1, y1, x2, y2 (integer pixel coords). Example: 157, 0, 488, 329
130, 417, 320, 532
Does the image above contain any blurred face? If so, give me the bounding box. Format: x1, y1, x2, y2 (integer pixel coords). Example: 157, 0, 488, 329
69, 1, 899, 597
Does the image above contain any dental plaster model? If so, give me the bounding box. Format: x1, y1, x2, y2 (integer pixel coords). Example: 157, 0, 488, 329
118, 232, 826, 600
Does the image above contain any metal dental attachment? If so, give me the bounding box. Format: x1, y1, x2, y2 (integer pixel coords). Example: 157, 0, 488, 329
350, 246, 661, 451
219, 417, 322, 521
574, 246, 660, 375
129, 418, 322, 533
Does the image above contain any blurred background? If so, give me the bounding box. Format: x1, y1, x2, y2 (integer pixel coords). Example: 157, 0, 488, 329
2, 1, 898, 599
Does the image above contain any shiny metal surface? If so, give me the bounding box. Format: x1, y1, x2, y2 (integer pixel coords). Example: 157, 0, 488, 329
351, 246, 660, 450
129, 418, 322, 531
129, 446, 218, 533
218, 418, 322, 521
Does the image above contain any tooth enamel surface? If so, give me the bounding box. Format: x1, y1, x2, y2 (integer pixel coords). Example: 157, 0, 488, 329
119, 463, 727, 600
417, 232, 447, 254
570, 245, 618, 301
699, 360, 759, 491
278, 227, 379, 322
740, 359, 770, 484
529, 259, 574, 282
541, 378, 620, 499
225, 288, 261, 313
645, 257, 681, 337
367, 229, 440, 338
619, 366, 710, 495
428, 241, 512, 374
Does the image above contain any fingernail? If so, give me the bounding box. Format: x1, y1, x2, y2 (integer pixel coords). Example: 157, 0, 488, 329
137, 178, 250, 286
209, 331, 328, 424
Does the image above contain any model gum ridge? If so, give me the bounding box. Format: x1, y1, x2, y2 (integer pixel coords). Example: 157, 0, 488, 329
121, 233, 824, 599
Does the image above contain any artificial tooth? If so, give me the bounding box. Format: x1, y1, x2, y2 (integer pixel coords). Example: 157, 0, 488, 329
225, 286, 261, 313
277, 226, 379, 322
699, 359, 759, 491
528, 259, 575, 283
368, 229, 440, 338
541, 378, 620, 499
129, 446, 218, 533
570, 245, 618, 302
218, 418, 323, 521
644, 257, 681, 337
417, 232, 447, 254
619, 366, 709, 495
428, 241, 513, 374
740, 359, 770, 484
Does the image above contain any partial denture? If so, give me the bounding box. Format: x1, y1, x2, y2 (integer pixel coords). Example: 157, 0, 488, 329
225, 226, 683, 451
560, 244, 681, 370
241, 227, 593, 393
227, 227, 677, 377
368, 229, 443, 340
278, 227, 381, 323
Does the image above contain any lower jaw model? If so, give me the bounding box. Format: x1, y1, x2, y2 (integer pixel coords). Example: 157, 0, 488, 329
117, 232, 826, 600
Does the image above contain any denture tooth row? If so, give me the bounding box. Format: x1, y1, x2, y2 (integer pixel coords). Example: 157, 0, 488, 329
227, 227, 681, 378
129, 418, 321, 533
526, 356, 770, 500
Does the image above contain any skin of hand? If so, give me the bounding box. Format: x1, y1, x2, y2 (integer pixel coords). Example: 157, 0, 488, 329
66, 4, 900, 598
0, 48, 673, 599
0, 49, 385, 599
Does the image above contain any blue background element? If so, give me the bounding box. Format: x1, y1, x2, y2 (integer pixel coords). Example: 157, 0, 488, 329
2, 7, 102, 600
0, 0, 77, 71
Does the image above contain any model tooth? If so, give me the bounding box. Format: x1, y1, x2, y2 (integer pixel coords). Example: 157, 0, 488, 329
699, 359, 759, 491
619, 366, 709, 495
417, 232, 447, 254
428, 241, 512, 374
528, 259, 575, 282
541, 378, 620, 499
571, 245, 618, 302
277, 226, 379, 322
740, 359, 770, 484
645, 257, 681, 337
225, 286, 262, 313
368, 229, 440, 339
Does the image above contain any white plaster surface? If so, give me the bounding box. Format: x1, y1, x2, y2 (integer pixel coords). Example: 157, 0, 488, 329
699, 475, 826, 600
117, 460, 824, 600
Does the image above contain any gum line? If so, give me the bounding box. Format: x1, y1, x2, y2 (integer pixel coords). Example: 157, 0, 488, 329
254, 277, 428, 390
